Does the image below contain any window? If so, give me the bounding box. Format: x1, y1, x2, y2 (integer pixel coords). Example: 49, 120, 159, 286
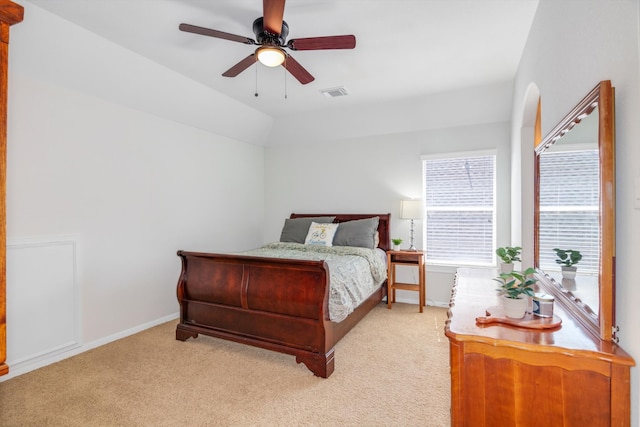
538, 149, 599, 274
422, 153, 495, 265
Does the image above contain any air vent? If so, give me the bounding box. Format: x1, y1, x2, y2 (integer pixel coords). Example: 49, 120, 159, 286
320, 86, 350, 98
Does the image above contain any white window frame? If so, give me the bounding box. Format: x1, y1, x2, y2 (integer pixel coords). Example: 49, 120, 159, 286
421, 150, 496, 267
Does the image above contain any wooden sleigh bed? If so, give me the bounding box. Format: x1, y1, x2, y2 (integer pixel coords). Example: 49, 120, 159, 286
175, 213, 390, 378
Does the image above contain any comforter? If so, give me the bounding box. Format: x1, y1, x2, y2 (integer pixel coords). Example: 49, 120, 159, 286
242, 242, 387, 322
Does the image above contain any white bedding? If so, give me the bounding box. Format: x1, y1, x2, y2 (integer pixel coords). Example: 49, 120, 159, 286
242, 242, 387, 322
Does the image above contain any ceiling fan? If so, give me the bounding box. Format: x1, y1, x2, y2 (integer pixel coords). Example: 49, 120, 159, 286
179, 0, 356, 85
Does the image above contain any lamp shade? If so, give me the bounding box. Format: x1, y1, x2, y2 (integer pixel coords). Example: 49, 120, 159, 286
400, 200, 422, 219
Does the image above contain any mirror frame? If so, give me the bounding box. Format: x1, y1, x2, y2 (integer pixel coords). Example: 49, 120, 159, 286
534, 80, 615, 342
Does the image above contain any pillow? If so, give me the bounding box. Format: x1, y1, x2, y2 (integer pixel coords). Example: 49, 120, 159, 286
304, 222, 339, 246
332, 217, 379, 249
279, 216, 336, 243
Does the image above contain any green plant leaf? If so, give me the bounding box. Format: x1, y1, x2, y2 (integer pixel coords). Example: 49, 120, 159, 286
494, 267, 537, 299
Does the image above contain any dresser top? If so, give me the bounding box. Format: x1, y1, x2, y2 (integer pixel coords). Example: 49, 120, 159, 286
446, 268, 633, 364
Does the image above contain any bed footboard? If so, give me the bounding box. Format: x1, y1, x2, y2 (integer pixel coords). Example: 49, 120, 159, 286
176, 250, 339, 377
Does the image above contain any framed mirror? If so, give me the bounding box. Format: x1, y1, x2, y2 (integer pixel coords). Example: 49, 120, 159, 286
534, 80, 615, 342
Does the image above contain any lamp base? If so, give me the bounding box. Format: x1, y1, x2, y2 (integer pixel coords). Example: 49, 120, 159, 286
408, 219, 418, 251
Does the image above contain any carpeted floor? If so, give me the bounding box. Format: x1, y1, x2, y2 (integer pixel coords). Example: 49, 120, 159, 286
0, 303, 451, 426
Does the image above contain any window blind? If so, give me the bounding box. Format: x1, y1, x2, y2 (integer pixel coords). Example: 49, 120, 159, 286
538, 149, 599, 273
423, 154, 495, 265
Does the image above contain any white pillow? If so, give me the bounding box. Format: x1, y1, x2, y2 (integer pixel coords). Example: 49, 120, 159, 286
304, 222, 339, 246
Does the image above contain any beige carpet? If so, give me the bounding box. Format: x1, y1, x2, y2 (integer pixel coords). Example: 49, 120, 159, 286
0, 303, 451, 427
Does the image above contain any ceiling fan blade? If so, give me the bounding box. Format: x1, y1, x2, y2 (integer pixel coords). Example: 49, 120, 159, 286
287, 35, 356, 51
222, 54, 257, 77
283, 55, 314, 85
179, 23, 255, 45
263, 0, 286, 34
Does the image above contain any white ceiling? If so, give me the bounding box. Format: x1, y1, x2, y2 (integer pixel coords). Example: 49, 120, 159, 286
27, 0, 539, 119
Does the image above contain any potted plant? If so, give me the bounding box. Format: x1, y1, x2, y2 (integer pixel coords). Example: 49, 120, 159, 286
553, 248, 582, 279
391, 238, 403, 251
496, 246, 522, 273
493, 267, 537, 319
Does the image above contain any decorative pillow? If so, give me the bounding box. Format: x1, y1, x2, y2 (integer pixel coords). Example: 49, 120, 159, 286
279, 216, 335, 243
304, 222, 339, 246
332, 217, 379, 249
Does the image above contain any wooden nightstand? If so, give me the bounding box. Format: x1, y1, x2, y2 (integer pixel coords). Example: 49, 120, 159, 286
386, 250, 425, 312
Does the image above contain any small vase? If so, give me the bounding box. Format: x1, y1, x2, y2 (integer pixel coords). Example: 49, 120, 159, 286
502, 295, 527, 319
499, 263, 514, 274
393, 244, 400, 251
561, 266, 577, 279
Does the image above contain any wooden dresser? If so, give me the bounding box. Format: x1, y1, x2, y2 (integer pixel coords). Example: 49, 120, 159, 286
445, 268, 635, 427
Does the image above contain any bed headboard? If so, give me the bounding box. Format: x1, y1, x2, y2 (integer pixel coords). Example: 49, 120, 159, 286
289, 213, 392, 252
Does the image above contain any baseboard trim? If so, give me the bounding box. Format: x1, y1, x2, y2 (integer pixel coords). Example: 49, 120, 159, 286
387, 295, 449, 308
0, 312, 179, 382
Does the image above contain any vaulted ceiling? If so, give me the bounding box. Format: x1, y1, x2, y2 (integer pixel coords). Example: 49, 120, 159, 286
28, 0, 539, 119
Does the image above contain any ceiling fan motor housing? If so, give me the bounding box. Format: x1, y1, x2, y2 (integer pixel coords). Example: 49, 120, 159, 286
252, 17, 289, 46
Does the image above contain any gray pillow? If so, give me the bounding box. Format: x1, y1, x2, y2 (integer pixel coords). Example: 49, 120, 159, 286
332, 217, 379, 249
279, 216, 336, 243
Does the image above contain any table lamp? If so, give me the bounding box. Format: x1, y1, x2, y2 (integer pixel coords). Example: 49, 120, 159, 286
400, 199, 422, 251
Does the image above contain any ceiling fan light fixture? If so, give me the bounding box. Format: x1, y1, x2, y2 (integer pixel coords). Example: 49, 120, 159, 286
256, 46, 286, 67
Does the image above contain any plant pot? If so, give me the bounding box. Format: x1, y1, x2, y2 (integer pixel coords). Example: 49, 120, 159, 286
561, 266, 577, 280
502, 295, 527, 319
393, 244, 400, 251
499, 263, 514, 274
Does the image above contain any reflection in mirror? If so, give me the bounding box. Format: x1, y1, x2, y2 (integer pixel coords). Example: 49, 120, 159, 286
537, 108, 599, 315
534, 80, 615, 342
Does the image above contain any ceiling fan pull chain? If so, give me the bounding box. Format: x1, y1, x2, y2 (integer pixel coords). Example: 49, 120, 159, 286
254, 62, 259, 97
284, 56, 288, 99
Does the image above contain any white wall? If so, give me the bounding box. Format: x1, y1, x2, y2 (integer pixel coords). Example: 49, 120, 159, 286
265, 114, 513, 306
512, 0, 640, 423
3, 2, 266, 379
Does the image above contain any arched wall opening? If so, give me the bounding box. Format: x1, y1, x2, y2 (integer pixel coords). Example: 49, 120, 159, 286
513, 82, 541, 268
